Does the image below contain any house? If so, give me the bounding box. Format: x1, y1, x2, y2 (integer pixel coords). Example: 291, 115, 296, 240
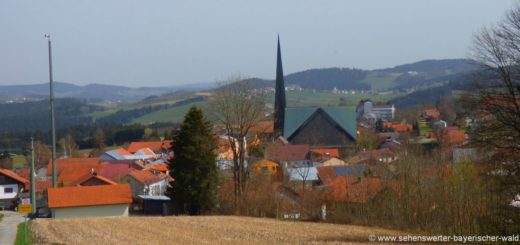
0, 169, 29, 209
69, 171, 118, 186
264, 142, 310, 167
311, 148, 340, 161
47, 184, 132, 219
48, 157, 100, 187
252, 160, 282, 178
371, 104, 395, 120
322, 176, 383, 203
421, 108, 441, 120
126, 170, 168, 197
100, 148, 147, 161
440, 128, 466, 145
96, 161, 142, 183
127, 140, 173, 155
357, 100, 395, 121
249, 121, 274, 142
348, 148, 397, 165
321, 157, 347, 167
216, 135, 240, 170
134, 147, 159, 159
383, 122, 413, 133
284, 107, 357, 147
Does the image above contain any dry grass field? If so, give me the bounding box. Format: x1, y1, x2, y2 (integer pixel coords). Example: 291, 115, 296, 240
30, 216, 404, 244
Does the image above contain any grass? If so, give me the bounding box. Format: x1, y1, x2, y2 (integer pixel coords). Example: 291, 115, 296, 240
0, 213, 3, 222
30, 216, 403, 244
12, 155, 28, 168
131, 101, 205, 125
265, 90, 402, 108
358, 72, 401, 91
15, 222, 32, 245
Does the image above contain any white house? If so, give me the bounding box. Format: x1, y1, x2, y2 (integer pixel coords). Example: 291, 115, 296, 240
0, 169, 29, 209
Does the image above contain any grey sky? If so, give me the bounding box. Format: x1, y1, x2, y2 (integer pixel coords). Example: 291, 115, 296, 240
0, 0, 516, 87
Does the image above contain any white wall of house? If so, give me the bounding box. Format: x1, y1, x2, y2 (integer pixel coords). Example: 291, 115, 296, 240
148, 179, 167, 196
53, 204, 129, 219
0, 184, 19, 200
128, 178, 167, 197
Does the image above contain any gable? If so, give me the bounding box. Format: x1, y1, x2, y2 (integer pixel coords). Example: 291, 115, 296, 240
287, 109, 356, 146
284, 107, 357, 141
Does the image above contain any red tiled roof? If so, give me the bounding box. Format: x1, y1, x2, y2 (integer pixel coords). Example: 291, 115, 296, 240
311, 148, 340, 158
97, 162, 139, 182
128, 170, 165, 185
264, 144, 310, 161
316, 166, 337, 185
48, 157, 101, 186
443, 130, 466, 145
0, 169, 29, 190
13, 168, 30, 180
70, 173, 118, 186
48, 184, 132, 208
162, 140, 173, 150
136, 148, 155, 156
128, 141, 172, 154
115, 148, 132, 156
383, 122, 413, 133
150, 164, 168, 172
323, 176, 383, 203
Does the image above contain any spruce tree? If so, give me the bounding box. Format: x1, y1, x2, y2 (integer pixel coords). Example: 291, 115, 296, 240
167, 106, 217, 215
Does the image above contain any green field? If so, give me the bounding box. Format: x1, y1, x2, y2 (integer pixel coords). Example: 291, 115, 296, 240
266, 90, 402, 107
131, 102, 206, 125
359, 72, 401, 91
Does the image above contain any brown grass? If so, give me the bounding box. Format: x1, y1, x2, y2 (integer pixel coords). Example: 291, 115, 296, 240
31, 215, 403, 244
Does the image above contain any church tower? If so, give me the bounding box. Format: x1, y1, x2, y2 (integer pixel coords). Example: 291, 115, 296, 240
274, 35, 286, 138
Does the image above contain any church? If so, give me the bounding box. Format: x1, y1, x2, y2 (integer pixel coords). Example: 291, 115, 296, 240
273, 37, 357, 148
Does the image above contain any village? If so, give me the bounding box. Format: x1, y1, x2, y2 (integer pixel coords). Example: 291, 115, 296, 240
0, 39, 471, 221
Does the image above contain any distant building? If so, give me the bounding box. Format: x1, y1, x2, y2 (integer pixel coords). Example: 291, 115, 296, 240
357, 100, 395, 121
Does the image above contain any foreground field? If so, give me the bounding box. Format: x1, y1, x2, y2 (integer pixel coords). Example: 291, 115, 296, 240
31, 216, 402, 244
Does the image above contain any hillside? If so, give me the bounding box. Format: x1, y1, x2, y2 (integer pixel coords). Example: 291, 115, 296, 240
31, 216, 404, 244
0, 82, 214, 102
241, 59, 477, 92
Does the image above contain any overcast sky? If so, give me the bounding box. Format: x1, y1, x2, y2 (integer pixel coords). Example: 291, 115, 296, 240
0, 0, 516, 87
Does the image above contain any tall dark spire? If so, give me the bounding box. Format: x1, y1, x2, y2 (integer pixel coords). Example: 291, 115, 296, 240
274, 35, 286, 138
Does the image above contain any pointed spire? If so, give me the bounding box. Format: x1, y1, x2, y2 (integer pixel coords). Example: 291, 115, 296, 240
274, 35, 286, 138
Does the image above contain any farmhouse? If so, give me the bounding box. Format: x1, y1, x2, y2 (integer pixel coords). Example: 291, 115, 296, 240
0, 169, 29, 209
47, 184, 132, 219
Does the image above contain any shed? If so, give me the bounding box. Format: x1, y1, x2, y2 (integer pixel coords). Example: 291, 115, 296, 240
138, 195, 171, 215
48, 184, 132, 219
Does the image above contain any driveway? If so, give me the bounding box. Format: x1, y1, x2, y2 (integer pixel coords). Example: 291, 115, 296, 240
0, 211, 25, 245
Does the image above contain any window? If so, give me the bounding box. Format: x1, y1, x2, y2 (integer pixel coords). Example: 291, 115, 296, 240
261, 166, 268, 173
4, 187, 14, 193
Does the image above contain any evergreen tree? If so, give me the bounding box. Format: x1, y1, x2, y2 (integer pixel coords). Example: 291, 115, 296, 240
167, 106, 217, 215
375, 118, 384, 132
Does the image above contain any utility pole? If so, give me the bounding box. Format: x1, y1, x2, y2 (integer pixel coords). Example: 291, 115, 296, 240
30, 138, 36, 215
45, 34, 57, 189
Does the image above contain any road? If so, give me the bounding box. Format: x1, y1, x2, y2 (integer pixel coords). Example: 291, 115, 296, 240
0, 211, 24, 245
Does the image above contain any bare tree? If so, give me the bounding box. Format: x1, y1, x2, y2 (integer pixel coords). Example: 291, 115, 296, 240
212, 77, 266, 207
59, 134, 78, 158
468, 6, 520, 152
33, 141, 51, 169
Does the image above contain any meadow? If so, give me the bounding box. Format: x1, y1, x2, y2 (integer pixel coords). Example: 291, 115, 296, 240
31, 216, 403, 244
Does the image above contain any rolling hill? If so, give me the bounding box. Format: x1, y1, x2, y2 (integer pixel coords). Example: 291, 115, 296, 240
0, 82, 215, 102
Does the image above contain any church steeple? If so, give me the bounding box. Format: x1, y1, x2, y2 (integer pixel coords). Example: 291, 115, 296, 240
274, 35, 286, 138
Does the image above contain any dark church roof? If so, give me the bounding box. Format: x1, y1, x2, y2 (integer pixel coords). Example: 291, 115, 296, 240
283, 106, 357, 141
